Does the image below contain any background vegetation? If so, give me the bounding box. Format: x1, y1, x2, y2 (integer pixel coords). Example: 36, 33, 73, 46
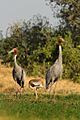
0, 1, 80, 120
0, 0, 80, 82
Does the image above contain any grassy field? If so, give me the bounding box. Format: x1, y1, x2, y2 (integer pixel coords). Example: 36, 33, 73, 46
0, 64, 80, 120
0, 94, 80, 120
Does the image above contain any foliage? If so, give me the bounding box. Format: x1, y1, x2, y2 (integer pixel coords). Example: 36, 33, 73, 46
0, 15, 80, 81
0, 15, 56, 73
62, 32, 80, 82
45, 0, 80, 46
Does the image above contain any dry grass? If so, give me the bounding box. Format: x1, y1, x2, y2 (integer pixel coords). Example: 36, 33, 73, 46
0, 63, 80, 95
0, 116, 15, 120
0, 63, 80, 120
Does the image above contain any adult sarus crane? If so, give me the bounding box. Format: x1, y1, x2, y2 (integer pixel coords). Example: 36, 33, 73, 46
29, 79, 43, 99
45, 36, 64, 94
9, 48, 26, 96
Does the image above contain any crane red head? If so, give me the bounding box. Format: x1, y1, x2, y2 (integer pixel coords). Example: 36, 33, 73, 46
8, 48, 18, 55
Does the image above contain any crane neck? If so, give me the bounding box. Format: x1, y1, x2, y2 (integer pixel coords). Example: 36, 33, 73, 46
14, 54, 18, 67
58, 45, 62, 64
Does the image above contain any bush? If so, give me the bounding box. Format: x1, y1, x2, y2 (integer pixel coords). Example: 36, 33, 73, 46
63, 33, 80, 82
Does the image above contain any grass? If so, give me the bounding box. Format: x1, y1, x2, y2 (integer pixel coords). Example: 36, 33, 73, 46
0, 94, 80, 120
0, 64, 80, 120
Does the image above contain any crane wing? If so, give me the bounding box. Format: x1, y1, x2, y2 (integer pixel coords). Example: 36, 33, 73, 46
50, 59, 62, 78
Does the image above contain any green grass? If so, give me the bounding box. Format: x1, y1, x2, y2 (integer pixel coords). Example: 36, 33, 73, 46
0, 94, 80, 120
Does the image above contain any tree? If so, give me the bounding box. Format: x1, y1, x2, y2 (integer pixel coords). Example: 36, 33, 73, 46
1, 15, 55, 75
0, 14, 80, 81
62, 32, 80, 82
45, 0, 80, 46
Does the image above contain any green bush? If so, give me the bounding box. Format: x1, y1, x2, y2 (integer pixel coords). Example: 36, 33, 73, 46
0, 17, 80, 82
63, 33, 80, 82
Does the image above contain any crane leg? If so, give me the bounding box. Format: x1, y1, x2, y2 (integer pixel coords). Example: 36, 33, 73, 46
48, 83, 53, 96
48, 82, 58, 101
15, 87, 19, 97
52, 81, 58, 101
19, 87, 23, 97
15, 83, 22, 98
15, 82, 18, 97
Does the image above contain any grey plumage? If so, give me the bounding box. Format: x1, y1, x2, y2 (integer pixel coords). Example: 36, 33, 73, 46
45, 37, 64, 89
45, 58, 62, 89
12, 64, 25, 88
9, 48, 26, 94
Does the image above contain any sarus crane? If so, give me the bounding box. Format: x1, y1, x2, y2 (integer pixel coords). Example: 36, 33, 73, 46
45, 36, 64, 94
8, 48, 26, 96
